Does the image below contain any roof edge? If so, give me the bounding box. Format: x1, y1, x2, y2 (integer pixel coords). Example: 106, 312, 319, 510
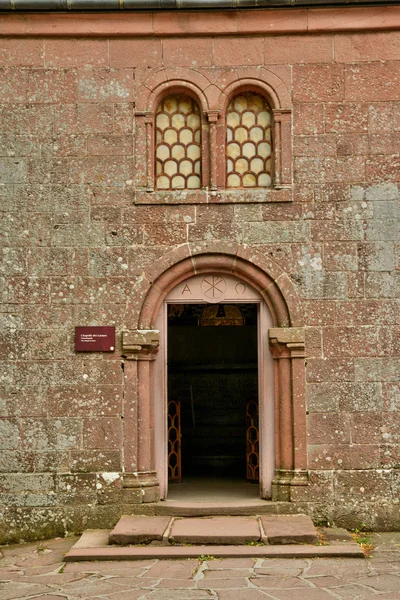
1, 0, 400, 11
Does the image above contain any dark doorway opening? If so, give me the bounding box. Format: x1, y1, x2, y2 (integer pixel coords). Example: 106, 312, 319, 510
167, 303, 259, 484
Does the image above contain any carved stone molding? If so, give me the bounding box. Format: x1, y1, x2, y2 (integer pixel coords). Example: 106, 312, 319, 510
269, 326, 307, 501
122, 330, 160, 360
122, 471, 160, 504
269, 327, 305, 358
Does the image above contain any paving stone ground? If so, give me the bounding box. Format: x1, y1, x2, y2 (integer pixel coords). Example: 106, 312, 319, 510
1, 532, 400, 599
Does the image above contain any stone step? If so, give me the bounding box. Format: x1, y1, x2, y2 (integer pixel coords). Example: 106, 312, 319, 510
110, 515, 318, 545
170, 516, 261, 545
108, 514, 320, 546
63, 515, 365, 561
109, 515, 171, 545
65, 539, 364, 561
261, 514, 319, 544
124, 499, 308, 517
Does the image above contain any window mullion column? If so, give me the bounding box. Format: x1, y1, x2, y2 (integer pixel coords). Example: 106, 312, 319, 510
206, 110, 219, 191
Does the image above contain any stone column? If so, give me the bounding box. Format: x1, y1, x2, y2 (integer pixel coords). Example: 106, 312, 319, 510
272, 109, 292, 187
269, 327, 308, 501
121, 330, 160, 504
207, 110, 219, 191
134, 111, 154, 191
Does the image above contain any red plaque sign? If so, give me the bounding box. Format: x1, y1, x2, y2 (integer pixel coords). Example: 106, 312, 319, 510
75, 326, 115, 352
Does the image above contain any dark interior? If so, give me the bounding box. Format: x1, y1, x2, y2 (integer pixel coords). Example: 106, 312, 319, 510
168, 303, 258, 480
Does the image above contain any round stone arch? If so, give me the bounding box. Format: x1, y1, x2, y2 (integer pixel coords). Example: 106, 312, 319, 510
121, 248, 307, 506
135, 70, 210, 191
212, 73, 293, 188
147, 82, 210, 190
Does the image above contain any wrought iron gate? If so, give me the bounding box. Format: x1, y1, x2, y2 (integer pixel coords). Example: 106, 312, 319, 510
167, 400, 181, 482
246, 399, 259, 481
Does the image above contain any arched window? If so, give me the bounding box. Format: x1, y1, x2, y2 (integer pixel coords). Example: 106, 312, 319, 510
226, 92, 272, 188
155, 94, 201, 190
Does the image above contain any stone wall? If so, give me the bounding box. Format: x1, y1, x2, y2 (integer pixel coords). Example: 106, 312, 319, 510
1, 14, 400, 541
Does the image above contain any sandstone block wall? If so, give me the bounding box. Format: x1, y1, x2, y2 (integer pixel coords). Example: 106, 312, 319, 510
1, 22, 400, 541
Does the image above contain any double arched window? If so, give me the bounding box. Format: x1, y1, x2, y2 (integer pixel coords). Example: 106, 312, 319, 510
155, 91, 273, 191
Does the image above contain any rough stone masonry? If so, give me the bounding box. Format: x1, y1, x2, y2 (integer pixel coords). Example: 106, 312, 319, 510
0, 4, 400, 542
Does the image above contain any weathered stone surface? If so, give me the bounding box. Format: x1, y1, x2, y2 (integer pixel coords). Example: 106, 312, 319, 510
169, 516, 260, 545
1, 12, 400, 541
260, 515, 318, 545
109, 515, 171, 545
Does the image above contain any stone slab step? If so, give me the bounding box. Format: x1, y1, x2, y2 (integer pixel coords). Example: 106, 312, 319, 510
170, 516, 261, 545
65, 542, 364, 561
109, 514, 319, 546
109, 515, 171, 545
261, 514, 318, 544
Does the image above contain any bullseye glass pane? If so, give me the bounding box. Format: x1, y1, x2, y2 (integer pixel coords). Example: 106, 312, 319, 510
227, 112, 240, 128
236, 158, 248, 174
172, 113, 185, 130
172, 175, 185, 188
234, 95, 248, 112
251, 157, 264, 174
227, 142, 240, 159
227, 173, 241, 187
164, 97, 177, 113
164, 128, 178, 145
164, 160, 178, 176
243, 142, 256, 158
180, 160, 193, 176
156, 175, 169, 189
172, 144, 185, 161
156, 144, 170, 161
242, 111, 256, 128
187, 144, 200, 160
156, 113, 169, 131
187, 175, 201, 189
243, 173, 257, 187
179, 129, 193, 145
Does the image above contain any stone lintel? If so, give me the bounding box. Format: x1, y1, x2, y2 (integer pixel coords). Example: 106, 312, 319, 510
122, 330, 160, 360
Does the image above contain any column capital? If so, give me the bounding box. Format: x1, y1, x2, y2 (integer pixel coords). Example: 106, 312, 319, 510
122, 329, 160, 360
135, 110, 154, 125
205, 110, 220, 123
269, 327, 305, 358
272, 108, 292, 119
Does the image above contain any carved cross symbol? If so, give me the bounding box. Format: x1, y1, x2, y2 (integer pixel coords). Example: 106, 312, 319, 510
201, 275, 226, 299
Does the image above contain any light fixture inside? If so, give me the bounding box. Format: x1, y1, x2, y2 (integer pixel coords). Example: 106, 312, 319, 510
199, 304, 245, 326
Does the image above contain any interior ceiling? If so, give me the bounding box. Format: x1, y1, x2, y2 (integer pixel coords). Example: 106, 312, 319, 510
168, 303, 257, 326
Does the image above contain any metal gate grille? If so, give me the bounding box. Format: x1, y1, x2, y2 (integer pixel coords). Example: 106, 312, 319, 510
168, 400, 181, 482
246, 399, 259, 481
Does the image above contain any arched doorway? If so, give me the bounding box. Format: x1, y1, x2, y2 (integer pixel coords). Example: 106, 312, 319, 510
121, 248, 308, 506
153, 273, 275, 500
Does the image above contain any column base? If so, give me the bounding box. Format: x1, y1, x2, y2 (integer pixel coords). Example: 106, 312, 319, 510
271, 469, 309, 501
123, 471, 160, 504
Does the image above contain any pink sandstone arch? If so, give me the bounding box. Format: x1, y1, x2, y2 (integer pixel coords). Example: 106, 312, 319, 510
135, 67, 293, 190
122, 245, 308, 505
